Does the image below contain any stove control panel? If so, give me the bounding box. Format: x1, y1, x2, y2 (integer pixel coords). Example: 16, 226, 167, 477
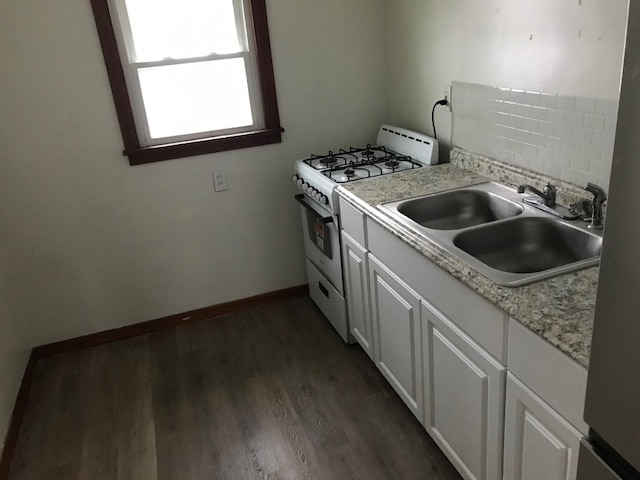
291, 174, 329, 206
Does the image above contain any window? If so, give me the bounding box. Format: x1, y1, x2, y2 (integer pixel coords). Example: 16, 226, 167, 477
90, 0, 283, 165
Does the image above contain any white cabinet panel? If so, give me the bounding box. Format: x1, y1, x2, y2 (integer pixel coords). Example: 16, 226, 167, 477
369, 254, 422, 421
341, 231, 373, 359
422, 300, 505, 480
503, 373, 582, 480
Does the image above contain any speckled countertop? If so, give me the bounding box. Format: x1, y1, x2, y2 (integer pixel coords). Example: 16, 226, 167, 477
337, 149, 597, 368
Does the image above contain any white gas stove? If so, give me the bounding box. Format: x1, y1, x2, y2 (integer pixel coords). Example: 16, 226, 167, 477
292, 125, 438, 342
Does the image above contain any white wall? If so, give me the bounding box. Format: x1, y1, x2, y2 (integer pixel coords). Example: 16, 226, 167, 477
0, 252, 31, 446
0, 0, 389, 346
387, 0, 629, 163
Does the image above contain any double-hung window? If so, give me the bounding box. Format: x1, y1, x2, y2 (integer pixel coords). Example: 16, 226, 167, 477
90, 0, 282, 164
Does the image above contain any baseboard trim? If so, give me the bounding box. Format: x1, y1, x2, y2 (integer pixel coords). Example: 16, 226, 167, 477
34, 284, 309, 359
0, 351, 39, 479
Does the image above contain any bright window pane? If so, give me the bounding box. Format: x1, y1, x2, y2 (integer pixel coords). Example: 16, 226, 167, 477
138, 58, 254, 139
123, 0, 243, 61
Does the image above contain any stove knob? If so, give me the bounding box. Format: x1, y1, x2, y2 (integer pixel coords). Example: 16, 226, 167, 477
296, 177, 304, 187
314, 191, 323, 202
319, 195, 328, 205
308, 187, 317, 196
291, 174, 299, 184
302, 183, 310, 193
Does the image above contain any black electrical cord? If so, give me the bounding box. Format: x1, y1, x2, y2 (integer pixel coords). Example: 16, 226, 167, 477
431, 98, 449, 140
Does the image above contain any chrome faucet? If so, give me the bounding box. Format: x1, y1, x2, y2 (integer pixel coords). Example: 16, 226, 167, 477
517, 183, 557, 207
585, 183, 607, 229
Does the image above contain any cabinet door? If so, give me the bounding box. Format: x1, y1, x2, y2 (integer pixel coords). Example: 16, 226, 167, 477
422, 300, 505, 480
369, 254, 422, 421
341, 231, 373, 359
503, 373, 582, 480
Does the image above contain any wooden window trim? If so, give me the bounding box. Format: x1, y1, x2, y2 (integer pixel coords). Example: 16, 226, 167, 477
90, 0, 283, 166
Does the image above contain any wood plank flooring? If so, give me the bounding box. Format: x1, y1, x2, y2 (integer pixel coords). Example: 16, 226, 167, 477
8, 297, 461, 480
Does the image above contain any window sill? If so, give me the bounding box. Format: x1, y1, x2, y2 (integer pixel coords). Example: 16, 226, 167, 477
125, 127, 284, 165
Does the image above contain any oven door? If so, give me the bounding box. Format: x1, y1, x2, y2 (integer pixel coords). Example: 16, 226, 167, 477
295, 194, 344, 294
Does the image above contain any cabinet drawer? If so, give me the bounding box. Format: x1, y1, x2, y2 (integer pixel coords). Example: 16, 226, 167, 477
339, 197, 367, 248
508, 318, 588, 435
367, 217, 507, 363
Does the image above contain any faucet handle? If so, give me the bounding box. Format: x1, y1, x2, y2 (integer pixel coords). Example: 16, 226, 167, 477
543, 183, 557, 204
585, 182, 607, 202
585, 183, 607, 229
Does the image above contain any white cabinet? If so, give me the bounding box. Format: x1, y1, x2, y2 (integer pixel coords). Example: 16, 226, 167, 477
503, 373, 582, 480
341, 231, 374, 359
337, 194, 586, 480
422, 300, 506, 480
369, 253, 423, 421
504, 319, 587, 480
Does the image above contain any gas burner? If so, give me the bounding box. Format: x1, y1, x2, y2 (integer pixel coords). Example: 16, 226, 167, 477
344, 168, 356, 177
320, 156, 338, 166
384, 160, 400, 169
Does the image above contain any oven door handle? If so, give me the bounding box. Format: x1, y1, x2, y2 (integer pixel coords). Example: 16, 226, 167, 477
294, 194, 334, 224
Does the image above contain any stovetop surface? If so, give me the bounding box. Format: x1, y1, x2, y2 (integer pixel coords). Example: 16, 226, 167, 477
301, 145, 423, 184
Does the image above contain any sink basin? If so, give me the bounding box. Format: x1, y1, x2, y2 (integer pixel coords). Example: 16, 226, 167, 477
453, 217, 602, 274
377, 181, 603, 287
396, 189, 523, 230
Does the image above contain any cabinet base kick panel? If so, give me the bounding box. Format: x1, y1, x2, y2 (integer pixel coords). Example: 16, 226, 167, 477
306, 260, 349, 343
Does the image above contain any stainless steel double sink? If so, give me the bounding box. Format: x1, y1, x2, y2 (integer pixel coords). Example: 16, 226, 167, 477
378, 182, 603, 287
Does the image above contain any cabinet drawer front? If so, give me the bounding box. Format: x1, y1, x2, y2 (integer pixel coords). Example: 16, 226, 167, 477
422, 301, 506, 480
339, 197, 367, 248
507, 319, 588, 435
367, 217, 507, 362
369, 254, 423, 421
503, 373, 582, 480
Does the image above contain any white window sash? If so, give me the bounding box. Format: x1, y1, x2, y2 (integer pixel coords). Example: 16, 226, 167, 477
107, 0, 264, 146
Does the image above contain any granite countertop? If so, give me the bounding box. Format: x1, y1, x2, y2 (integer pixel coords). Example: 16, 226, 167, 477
337, 150, 597, 369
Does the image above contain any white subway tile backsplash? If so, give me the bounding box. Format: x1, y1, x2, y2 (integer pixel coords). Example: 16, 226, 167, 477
530, 133, 547, 147
605, 116, 617, 133
509, 89, 526, 103
593, 130, 615, 147
502, 101, 518, 114
516, 104, 532, 117
524, 91, 541, 106
564, 111, 586, 127
555, 124, 574, 140
530, 106, 548, 121
523, 117, 538, 132
547, 109, 565, 124
584, 114, 606, 131
537, 121, 556, 137
544, 162, 562, 178
537, 147, 553, 163
539, 93, 558, 109
529, 158, 545, 173
557, 95, 577, 111
522, 143, 538, 158
573, 127, 593, 144
561, 167, 581, 184
562, 139, 582, 155
576, 97, 597, 114
554, 150, 572, 167
596, 98, 619, 116
579, 172, 600, 186
545, 136, 564, 151
590, 159, 612, 179
571, 154, 591, 172
582, 144, 603, 160
452, 81, 618, 191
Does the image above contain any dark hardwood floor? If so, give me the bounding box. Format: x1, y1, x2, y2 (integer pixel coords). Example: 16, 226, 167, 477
8, 297, 461, 480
